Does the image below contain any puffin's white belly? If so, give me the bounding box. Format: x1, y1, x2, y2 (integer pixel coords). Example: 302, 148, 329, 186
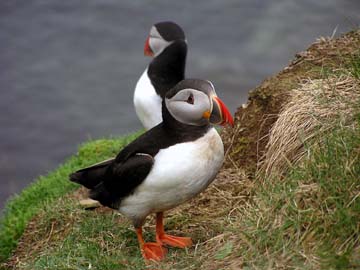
119, 128, 224, 221
133, 68, 162, 130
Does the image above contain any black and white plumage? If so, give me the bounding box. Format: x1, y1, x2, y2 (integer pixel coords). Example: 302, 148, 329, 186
70, 79, 233, 261
134, 21, 187, 130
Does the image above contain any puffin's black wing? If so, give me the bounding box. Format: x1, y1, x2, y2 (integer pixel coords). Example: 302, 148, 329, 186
70, 153, 154, 209
89, 153, 154, 208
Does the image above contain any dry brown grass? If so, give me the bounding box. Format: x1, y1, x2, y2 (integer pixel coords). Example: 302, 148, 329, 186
221, 29, 360, 172
260, 72, 360, 177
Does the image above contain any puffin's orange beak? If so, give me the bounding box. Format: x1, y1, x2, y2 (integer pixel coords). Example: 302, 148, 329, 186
144, 37, 154, 57
209, 96, 234, 127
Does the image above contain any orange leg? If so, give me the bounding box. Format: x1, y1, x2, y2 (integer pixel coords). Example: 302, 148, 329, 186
155, 212, 192, 248
136, 227, 167, 261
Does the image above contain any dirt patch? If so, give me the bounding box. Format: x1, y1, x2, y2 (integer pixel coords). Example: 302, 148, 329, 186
221, 30, 360, 173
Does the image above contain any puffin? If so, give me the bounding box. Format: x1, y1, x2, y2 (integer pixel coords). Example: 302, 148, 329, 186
134, 21, 187, 130
70, 79, 234, 261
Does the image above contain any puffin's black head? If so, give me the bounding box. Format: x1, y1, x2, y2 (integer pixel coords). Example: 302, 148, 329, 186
164, 79, 234, 127
144, 21, 186, 57
154, 21, 185, 41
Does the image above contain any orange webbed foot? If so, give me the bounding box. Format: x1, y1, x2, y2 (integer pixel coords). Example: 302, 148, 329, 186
157, 234, 192, 248
155, 212, 193, 249
141, 242, 167, 261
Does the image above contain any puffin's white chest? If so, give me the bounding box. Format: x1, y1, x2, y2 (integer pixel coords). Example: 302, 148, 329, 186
133, 69, 162, 130
119, 128, 224, 220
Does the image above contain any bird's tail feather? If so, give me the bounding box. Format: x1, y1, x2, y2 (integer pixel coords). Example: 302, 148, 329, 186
69, 158, 114, 189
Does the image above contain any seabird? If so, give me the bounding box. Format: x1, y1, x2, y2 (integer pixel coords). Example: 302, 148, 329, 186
70, 79, 234, 261
134, 21, 187, 130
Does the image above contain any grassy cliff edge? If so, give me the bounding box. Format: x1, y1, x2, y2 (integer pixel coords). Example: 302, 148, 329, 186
0, 132, 142, 265
1, 30, 359, 269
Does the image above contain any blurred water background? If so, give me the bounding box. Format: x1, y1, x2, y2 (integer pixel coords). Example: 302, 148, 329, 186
0, 0, 359, 209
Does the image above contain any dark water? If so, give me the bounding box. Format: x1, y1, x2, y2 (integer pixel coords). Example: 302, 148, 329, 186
0, 0, 359, 209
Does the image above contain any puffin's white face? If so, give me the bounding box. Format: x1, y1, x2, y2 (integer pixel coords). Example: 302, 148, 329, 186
144, 21, 186, 58
165, 88, 212, 126
147, 26, 172, 57
165, 79, 234, 127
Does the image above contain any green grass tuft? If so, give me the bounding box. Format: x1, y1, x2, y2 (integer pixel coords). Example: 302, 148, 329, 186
239, 113, 360, 269
349, 51, 360, 79
214, 242, 233, 260
0, 131, 142, 263
23, 198, 144, 270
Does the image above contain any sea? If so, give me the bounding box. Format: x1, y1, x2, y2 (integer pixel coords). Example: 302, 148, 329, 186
1, 0, 359, 209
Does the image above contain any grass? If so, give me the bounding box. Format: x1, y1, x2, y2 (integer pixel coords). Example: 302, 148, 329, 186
349, 52, 360, 79
238, 114, 360, 269
16, 197, 144, 270
240, 54, 360, 269
3, 166, 252, 270
261, 72, 360, 177
222, 29, 360, 172
0, 131, 142, 264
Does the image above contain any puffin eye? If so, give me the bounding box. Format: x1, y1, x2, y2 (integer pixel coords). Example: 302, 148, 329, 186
186, 93, 194, 104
